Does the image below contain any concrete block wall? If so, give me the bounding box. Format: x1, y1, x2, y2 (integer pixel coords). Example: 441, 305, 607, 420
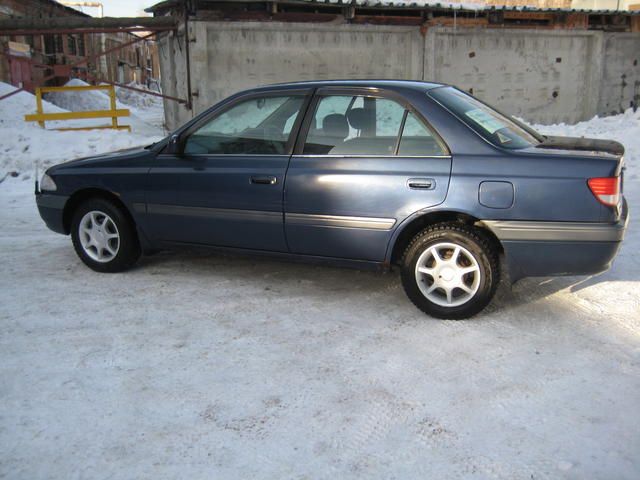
598, 33, 640, 116
158, 27, 189, 128
159, 21, 640, 129
426, 28, 603, 124
190, 21, 423, 116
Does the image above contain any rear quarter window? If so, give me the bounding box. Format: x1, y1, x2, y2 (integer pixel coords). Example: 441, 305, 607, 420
428, 87, 542, 150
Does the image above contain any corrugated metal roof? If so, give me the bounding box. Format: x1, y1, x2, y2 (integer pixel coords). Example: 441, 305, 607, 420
146, 0, 640, 15
301, 0, 640, 13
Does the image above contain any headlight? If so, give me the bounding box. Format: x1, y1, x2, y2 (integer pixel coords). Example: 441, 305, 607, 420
40, 173, 57, 192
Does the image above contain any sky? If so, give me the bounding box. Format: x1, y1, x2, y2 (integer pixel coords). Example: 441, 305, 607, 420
65, 0, 158, 17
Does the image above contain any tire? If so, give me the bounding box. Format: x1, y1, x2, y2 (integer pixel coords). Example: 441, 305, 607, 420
400, 222, 499, 319
70, 198, 141, 273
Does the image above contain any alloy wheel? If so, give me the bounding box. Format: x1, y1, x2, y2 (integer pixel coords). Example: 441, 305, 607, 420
414, 242, 481, 307
78, 210, 120, 263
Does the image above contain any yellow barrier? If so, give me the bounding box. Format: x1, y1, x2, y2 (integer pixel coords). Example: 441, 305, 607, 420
24, 85, 131, 132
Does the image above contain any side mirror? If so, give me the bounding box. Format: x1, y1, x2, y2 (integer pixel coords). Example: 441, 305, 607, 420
168, 134, 180, 154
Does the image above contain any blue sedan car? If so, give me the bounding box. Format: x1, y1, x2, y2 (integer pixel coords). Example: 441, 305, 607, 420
35, 80, 629, 319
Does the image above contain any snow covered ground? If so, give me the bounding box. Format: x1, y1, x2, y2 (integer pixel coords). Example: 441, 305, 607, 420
0, 80, 165, 177
0, 87, 639, 479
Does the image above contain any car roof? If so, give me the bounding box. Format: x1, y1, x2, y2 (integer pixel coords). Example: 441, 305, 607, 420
252, 79, 447, 92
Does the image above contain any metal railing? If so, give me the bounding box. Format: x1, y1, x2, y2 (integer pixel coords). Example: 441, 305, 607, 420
24, 84, 130, 131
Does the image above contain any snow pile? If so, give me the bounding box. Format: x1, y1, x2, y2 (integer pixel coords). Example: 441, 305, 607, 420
0, 81, 164, 177
43, 78, 166, 133
43, 78, 164, 112
113, 82, 164, 110
43, 78, 129, 112
532, 108, 640, 171
0, 84, 69, 119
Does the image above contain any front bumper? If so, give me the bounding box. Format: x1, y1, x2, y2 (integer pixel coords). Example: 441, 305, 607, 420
36, 191, 69, 235
483, 198, 629, 282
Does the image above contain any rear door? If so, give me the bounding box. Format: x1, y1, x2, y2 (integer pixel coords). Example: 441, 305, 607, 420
284, 87, 452, 261
144, 89, 310, 251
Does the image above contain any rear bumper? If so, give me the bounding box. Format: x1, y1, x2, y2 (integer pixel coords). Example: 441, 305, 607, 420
36, 192, 69, 235
483, 198, 629, 282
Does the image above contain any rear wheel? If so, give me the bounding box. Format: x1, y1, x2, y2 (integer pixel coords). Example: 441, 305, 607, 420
401, 223, 499, 319
71, 198, 141, 273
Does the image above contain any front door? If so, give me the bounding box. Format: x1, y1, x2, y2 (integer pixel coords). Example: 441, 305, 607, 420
144, 90, 309, 252
284, 88, 452, 261
8, 55, 33, 92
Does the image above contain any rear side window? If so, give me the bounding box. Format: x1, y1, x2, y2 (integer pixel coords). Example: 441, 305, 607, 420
184, 95, 305, 155
302, 94, 447, 156
398, 112, 446, 156
428, 87, 542, 150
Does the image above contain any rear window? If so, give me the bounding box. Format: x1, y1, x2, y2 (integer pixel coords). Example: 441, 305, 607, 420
428, 87, 542, 150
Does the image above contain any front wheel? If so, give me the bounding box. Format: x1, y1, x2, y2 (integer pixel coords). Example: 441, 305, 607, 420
401, 223, 499, 319
71, 198, 141, 273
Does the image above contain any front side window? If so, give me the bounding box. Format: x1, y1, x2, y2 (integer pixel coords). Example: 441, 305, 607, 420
428, 87, 542, 150
302, 94, 447, 156
184, 95, 305, 155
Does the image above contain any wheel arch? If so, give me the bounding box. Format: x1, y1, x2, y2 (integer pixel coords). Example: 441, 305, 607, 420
387, 209, 504, 266
62, 188, 137, 235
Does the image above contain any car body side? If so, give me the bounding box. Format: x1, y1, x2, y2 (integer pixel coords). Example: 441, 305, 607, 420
35, 81, 629, 282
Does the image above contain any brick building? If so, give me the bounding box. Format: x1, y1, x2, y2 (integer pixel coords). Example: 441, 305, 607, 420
0, 0, 160, 92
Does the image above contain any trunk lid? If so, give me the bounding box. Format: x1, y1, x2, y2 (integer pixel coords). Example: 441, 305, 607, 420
532, 135, 626, 222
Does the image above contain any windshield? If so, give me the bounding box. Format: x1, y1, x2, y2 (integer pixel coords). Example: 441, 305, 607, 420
428, 87, 542, 150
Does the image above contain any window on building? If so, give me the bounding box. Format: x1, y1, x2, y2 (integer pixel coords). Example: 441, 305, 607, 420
54, 35, 64, 54
67, 35, 77, 56
43, 35, 56, 55
77, 35, 85, 57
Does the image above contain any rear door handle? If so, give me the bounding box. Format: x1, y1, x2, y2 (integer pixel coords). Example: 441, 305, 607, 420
407, 178, 435, 190
250, 175, 277, 185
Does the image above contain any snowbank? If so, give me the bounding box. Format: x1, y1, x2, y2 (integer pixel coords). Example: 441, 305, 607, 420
43, 78, 128, 112
0, 81, 164, 177
532, 108, 640, 161
113, 82, 164, 110
40, 78, 164, 113
41, 78, 164, 111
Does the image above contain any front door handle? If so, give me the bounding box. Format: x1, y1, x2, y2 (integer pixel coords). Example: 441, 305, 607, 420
250, 175, 277, 185
407, 178, 435, 190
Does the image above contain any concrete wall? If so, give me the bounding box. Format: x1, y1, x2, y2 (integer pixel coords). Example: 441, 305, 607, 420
158, 27, 188, 129
598, 33, 640, 116
426, 28, 603, 124
159, 21, 640, 129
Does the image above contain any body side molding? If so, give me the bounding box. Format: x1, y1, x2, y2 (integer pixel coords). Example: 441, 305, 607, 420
286, 213, 396, 230
481, 217, 628, 243
146, 204, 282, 223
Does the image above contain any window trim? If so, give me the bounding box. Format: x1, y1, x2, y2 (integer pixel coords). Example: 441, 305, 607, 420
393, 109, 409, 155
175, 88, 313, 157
293, 87, 451, 158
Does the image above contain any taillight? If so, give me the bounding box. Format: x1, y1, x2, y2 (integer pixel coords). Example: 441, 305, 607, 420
588, 177, 620, 207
